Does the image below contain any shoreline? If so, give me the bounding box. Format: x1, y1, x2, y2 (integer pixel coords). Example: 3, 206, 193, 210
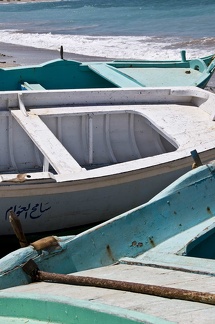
0, 42, 112, 68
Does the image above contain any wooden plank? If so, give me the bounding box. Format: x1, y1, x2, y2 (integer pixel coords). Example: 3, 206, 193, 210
5, 264, 215, 323
11, 110, 84, 174
88, 63, 144, 87
21, 82, 46, 91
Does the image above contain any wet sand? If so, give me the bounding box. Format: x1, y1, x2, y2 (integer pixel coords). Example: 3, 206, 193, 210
0, 42, 112, 68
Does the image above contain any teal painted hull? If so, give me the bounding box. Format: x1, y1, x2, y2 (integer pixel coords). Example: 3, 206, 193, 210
1, 162, 215, 289
0, 51, 214, 90
0, 293, 171, 324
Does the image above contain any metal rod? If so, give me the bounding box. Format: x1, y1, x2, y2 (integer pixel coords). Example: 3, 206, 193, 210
23, 259, 215, 306
60, 46, 64, 59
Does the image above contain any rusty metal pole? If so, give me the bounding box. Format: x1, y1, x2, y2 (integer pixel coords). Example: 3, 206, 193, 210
22, 259, 215, 306
9, 211, 28, 247
60, 46, 64, 59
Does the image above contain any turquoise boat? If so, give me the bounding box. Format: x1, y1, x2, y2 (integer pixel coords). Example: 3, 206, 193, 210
0, 293, 171, 324
0, 50, 215, 90
1, 162, 215, 322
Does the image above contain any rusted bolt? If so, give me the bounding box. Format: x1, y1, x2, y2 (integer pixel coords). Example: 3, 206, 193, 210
131, 241, 137, 247
149, 237, 155, 247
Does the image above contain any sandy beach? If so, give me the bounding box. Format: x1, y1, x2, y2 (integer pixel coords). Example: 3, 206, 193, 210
0, 42, 111, 68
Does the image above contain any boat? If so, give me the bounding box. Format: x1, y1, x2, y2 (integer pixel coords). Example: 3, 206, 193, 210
0, 50, 215, 90
1, 86, 215, 236
0, 294, 171, 324
1, 162, 215, 323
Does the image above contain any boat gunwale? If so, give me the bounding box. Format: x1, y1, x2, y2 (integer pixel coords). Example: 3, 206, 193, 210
0, 291, 172, 324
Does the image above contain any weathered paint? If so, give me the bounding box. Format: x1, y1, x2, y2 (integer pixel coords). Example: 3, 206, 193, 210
0, 293, 172, 324
1, 163, 215, 289
0, 87, 215, 235
0, 50, 214, 90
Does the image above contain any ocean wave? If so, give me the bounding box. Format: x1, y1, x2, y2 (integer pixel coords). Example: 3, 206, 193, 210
0, 30, 214, 60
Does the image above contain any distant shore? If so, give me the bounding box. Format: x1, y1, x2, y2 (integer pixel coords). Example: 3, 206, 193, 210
0, 0, 55, 3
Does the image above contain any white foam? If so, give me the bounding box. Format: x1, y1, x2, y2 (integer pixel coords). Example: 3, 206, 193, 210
0, 30, 213, 60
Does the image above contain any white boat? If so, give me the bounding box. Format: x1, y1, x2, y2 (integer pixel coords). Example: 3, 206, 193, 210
1, 86, 215, 236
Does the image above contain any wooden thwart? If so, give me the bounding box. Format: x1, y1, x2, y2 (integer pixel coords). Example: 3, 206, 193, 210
21, 82, 46, 91
88, 63, 144, 87
11, 109, 84, 174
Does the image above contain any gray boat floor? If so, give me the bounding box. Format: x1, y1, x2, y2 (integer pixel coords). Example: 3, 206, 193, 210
4, 264, 215, 323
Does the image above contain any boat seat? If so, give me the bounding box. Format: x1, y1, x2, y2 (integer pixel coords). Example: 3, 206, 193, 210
88, 63, 145, 88
21, 82, 46, 91
11, 109, 84, 175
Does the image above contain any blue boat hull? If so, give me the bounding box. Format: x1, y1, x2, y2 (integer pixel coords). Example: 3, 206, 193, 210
1, 163, 215, 289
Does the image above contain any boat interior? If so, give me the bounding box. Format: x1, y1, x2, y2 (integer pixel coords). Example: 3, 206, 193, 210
121, 216, 215, 275
87, 59, 209, 87
0, 86, 214, 183
0, 93, 177, 176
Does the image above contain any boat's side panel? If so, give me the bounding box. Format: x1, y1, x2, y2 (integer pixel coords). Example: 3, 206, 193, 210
32, 164, 215, 275
0, 166, 188, 235
0, 60, 116, 91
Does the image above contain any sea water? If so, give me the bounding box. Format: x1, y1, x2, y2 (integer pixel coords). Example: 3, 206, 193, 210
0, 0, 215, 60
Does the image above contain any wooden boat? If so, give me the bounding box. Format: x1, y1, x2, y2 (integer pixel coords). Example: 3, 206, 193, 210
1, 162, 215, 323
1, 87, 215, 236
0, 293, 171, 324
0, 50, 215, 90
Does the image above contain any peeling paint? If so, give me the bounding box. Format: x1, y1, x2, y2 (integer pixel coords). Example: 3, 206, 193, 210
106, 245, 115, 262
131, 241, 137, 247
149, 237, 156, 247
